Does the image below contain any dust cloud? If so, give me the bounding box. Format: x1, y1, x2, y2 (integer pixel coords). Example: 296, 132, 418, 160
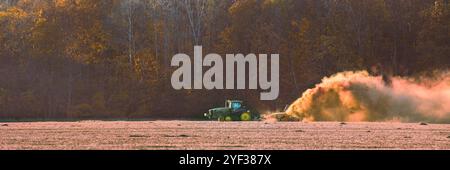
284, 71, 450, 123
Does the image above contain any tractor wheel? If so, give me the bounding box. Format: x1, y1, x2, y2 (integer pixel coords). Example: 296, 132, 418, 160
224, 116, 233, 121
240, 112, 252, 121
218, 117, 225, 121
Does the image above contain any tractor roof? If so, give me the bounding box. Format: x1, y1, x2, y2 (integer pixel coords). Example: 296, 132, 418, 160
227, 100, 243, 103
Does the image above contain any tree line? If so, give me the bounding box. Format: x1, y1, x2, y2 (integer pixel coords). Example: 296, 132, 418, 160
0, 0, 448, 119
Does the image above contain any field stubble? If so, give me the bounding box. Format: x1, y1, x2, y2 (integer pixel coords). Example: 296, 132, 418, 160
0, 121, 449, 150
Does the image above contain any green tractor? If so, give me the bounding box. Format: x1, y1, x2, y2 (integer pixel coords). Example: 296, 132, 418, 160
204, 100, 259, 121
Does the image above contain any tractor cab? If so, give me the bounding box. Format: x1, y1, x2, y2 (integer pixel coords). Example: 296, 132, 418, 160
226, 100, 243, 111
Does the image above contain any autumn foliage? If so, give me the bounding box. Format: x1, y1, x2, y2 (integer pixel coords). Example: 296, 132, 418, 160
0, 0, 448, 119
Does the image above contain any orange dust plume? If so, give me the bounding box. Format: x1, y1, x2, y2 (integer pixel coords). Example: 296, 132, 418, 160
286, 71, 450, 123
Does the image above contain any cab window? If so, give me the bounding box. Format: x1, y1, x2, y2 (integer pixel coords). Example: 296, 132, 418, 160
231, 102, 241, 110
